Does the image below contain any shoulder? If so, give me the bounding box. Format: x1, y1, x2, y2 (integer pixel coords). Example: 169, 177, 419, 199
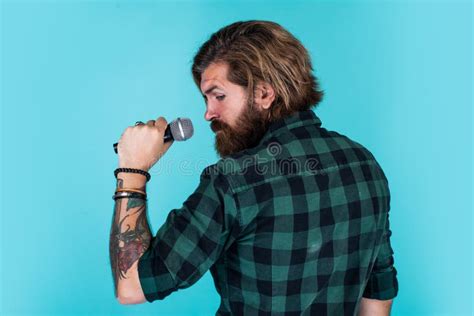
200, 149, 264, 194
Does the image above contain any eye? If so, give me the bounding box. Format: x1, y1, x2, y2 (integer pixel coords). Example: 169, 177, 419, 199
216, 95, 225, 101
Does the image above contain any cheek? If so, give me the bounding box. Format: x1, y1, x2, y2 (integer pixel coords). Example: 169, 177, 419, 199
222, 101, 235, 115
226, 101, 248, 127
227, 94, 247, 113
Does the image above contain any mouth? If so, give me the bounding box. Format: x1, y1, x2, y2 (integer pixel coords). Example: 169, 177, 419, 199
211, 121, 224, 133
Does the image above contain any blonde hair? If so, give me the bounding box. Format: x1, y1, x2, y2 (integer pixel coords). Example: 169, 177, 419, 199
192, 20, 324, 121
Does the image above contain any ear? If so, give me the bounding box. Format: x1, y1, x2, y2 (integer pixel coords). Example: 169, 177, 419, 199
254, 82, 275, 110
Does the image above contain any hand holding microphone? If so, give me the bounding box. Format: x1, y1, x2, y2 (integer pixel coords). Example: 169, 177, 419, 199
113, 117, 194, 172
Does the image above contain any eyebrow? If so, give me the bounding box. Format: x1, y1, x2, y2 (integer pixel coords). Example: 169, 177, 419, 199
202, 85, 220, 95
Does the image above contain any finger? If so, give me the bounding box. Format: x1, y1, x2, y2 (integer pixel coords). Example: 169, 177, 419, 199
154, 117, 168, 132
146, 120, 155, 127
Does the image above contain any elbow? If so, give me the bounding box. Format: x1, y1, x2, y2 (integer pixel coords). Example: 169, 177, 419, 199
117, 289, 147, 305
117, 295, 132, 305
117, 294, 147, 305
117, 296, 130, 305
115, 269, 148, 305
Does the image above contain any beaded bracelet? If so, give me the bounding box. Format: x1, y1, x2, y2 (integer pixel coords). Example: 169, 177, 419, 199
112, 191, 147, 201
114, 168, 151, 182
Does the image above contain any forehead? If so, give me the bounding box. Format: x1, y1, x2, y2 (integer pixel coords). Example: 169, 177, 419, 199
200, 62, 229, 92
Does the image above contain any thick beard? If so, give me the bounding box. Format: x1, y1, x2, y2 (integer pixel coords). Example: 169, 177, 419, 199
212, 103, 270, 158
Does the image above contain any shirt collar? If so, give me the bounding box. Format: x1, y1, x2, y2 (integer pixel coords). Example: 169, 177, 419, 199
259, 110, 322, 145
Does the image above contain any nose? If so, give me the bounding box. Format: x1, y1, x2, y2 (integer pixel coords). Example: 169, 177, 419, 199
204, 104, 219, 121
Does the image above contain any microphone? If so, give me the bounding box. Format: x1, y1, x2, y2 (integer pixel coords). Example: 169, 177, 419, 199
113, 117, 194, 154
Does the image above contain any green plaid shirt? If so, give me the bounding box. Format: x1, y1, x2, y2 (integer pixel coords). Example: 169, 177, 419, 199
138, 110, 399, 315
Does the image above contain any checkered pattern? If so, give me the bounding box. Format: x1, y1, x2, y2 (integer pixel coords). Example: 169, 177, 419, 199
138, 110, 398, 315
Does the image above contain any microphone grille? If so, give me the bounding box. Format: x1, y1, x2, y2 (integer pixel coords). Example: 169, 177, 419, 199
170, 117, 194, 141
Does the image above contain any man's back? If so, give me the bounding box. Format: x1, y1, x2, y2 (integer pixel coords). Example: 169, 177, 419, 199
137, 110, 399, 315
209, 110, 399, 315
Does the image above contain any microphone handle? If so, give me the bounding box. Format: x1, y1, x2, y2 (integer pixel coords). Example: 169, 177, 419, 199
163, 124, 174, 142
113, 124, 174, 154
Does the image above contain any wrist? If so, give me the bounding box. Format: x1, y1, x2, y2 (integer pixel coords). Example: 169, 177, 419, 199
116, 172, 147, 189
118, 160, 151, 171
115, 165, 151, 182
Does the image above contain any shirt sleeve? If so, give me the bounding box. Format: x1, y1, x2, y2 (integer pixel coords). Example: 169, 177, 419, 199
137, 165, 240, 302
362, 212, 399, 300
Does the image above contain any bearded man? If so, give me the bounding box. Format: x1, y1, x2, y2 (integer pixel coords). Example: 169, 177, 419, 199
110, 20, 399, 315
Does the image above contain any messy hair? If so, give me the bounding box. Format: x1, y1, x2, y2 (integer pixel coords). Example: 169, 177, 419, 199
191, 20, 324, 121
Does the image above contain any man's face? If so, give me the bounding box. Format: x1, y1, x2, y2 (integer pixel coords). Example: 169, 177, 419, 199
200, 62, 270, 157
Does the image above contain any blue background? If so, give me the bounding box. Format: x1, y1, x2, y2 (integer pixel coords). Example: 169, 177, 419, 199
1, 0, 472, 315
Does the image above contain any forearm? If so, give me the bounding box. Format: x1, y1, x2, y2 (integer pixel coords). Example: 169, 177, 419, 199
109, 172, 152, 300
358, 297, 393, 316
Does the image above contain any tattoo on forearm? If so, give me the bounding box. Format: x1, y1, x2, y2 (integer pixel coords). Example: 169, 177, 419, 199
109, 178, 152, 297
